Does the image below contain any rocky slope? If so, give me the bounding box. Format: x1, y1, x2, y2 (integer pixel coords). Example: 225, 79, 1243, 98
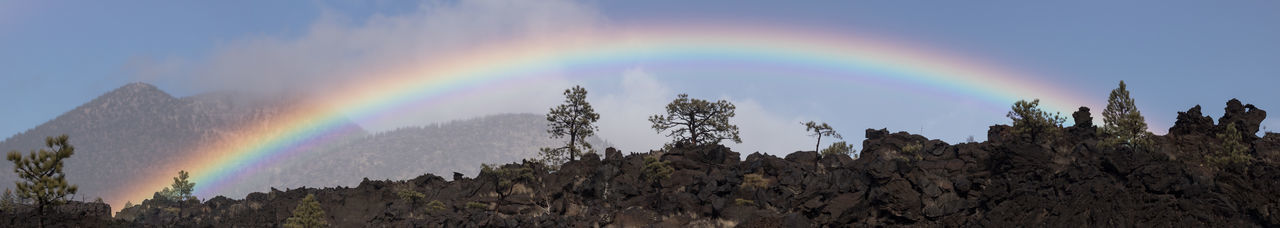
79, 99, 1277, 227
0, 83, 603, 207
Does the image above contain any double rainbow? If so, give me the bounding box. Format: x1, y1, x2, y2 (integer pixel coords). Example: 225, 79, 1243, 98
111, 25, 1094, 208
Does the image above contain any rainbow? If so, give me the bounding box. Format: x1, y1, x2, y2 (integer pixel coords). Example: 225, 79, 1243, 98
109, 25, 1096, 208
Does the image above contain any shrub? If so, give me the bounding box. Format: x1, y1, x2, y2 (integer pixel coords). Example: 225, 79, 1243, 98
642, 155, 673, 183
901, 143, 922, 154
426, 200, 447, 212
1, 189, 16, 211
1208, 123, 1253, 167
741, 173, 771, 189
1007, 99, 1066, 141
734, 198, 755, 206
466, 201, 488, 210
820, 141, 855, 158
284, 194, 328, 228
396, 189, 425, 203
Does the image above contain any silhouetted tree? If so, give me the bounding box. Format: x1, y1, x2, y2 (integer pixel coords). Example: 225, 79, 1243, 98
1007, 99, 1065, 141
803, 121, 841, 152
284, 194, 329, 228
649, 94, 741, 146
541, 85, 600, 166
158, 170, 195, 201
6, 134, 78, 221
820, 141, 855, 158
1102, 80, 1152, 148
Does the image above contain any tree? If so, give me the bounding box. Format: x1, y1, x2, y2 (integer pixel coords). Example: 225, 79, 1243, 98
820, 141, 855, 158
649, 94, 741, 146
1, 188, 16, 211
803, 121, 841, 152
1007, 99, 1066, 141
6, 134, 78, 218
1209, 123, 1252, 167
1102, 80, 1152, 148
284, 194, 329, 228
158, 170, 195, 201
541, 85, 601, 166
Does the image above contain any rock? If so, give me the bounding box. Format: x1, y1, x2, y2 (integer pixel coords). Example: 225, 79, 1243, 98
1072, 106, 1094, 128
1218, 99, 1267, 139
1169, 105, 1216, 136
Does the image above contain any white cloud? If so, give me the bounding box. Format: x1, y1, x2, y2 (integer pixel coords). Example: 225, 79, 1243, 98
145, 0, 605, 129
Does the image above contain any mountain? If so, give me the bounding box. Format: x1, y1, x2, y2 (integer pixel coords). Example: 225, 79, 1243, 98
69, 99, 1273, 227
0, 83, 600, 206
0, 83, 332, 204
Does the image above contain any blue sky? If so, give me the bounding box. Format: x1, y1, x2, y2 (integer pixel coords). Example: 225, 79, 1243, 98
2, 0, 1278, 154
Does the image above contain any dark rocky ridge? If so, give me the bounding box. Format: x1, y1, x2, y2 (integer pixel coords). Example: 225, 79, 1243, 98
7, 99, 1279, 227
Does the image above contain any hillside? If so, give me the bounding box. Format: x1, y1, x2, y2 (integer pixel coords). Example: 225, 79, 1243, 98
55, 98, 1272, 227
0, 83, 604, 205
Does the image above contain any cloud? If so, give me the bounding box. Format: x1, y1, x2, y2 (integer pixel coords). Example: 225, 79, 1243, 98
593, 68, 812, 156
138, 0, 605, 129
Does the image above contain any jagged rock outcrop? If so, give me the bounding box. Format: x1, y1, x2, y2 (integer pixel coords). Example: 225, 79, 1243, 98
1218, 99, 1267, 140
107, 101, 1280, 227
15, 99, 1280, 227
1169, 105, 1216, 136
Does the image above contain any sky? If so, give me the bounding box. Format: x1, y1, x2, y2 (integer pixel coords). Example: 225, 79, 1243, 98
2, 0, 1278, 155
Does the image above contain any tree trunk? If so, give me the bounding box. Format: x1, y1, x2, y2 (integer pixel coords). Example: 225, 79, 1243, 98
816, 135, 822, 152
569, 127, 577, 161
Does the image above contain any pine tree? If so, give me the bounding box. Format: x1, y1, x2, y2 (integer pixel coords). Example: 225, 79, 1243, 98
803, 121, 841, 152
1102, 80, 1152, 148
1007, 99, 1066, 141
649, 94, 742, 146
6, 134, 78, 218
541, 85, 600, 166
1, 188, 17, 211
1209, 123, 1253, 167
160, 170, 196, 201
284, 194, 329, 228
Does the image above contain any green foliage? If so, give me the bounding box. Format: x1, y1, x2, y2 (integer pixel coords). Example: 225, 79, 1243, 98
158, 170, 196, 201
642, 155, 673, 183
1208, 123, 1253, 167
480, 164, 535, 195
902, 143, 922, 154
6, 134, 78, 215
1102, 81, 1153, 149
1, 188, 16, 211
740, 173, 770, 189
649, 94, 742, 146
1007, 99, 1066, 141
466, 201, 489, 210
803, 121, 842, 152
542, 85, 601, 167
734, 198, 755, 206
820, 141, 855, 158
426, 200, 447, 212
284, 194, 329, 228
396, 189, 425, 203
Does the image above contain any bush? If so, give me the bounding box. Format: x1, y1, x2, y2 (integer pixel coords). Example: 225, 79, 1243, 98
283, 194, 328, 228
1007, 99, 1066, 141
820, 141, 855, 158
426, 200, 447, 212
642, 155, 673, 183
741, 173, 771, 189
901, 143, 922, 154
397, 189, 425, 203
466, 201, 489, 210
1208, 123, 1253, 167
